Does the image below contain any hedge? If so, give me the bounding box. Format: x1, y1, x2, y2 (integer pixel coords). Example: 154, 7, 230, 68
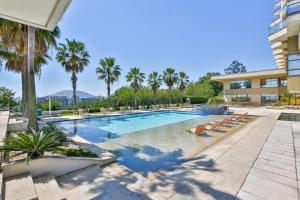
183, 96, 209, 104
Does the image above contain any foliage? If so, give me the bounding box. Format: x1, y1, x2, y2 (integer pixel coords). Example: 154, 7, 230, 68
198, 72, 223, 96
37, 100, 62, 111
163, 68, 178, 104
208, 96, 225, 105
147, 72, 162, 103
0, 86, 17, 109
40, 123, 67, 143
0, 19, 60, 75
56, 39, 90, 104
224, 60, 247, 74
126, 67, 146, 108
51, 148, 98, 158
281, 91, 295, 105
157, 89, 181, 104
0, 127, 66, 163
96, 57, 121, 98
183, 96, 208, 104
178, 72, 190, 103
112, 87, 135, 107
185, 81, 215, 98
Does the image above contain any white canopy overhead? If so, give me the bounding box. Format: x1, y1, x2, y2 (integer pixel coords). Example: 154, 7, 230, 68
0, 0, 71, 31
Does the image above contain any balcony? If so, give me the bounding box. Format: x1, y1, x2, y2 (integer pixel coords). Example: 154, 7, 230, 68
269, 19, 287, 35
287, 2, 300, 15
225, 87, 287, 95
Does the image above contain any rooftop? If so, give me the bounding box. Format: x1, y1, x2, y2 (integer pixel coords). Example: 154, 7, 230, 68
211, 68, 287, 81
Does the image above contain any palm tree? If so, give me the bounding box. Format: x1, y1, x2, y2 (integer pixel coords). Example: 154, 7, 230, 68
178, 72, 190, 104
56, 39, 90, 105
0, 127, 66, 163
163, 68, 178, 105
147, 71, 162, 104
96, 57, 121, 98
0, 19, 60, 130
126, 67, 145, 109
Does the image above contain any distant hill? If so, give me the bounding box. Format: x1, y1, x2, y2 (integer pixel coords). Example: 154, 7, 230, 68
46, 90, 97, 99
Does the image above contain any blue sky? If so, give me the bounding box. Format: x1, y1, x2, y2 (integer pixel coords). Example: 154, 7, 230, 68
0, 0, 276, 97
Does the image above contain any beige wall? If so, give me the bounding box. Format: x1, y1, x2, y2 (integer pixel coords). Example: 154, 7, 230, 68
288, 76, 300, 93
288, 36, 299, 54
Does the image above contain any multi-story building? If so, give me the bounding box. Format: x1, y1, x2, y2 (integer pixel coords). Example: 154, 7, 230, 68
212, 0, 300, 105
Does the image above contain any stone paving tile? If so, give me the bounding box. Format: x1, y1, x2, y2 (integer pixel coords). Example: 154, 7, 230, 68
236, 190, 265, 200
237, 120, 300, 200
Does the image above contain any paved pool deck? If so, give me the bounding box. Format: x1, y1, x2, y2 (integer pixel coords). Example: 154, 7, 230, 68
65, 108, 300, 200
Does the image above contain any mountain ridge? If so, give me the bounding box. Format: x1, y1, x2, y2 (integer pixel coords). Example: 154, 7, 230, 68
44, 90, 97, 98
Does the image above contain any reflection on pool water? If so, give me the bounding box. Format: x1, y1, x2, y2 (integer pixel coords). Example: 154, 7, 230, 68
57, 111, 226, 176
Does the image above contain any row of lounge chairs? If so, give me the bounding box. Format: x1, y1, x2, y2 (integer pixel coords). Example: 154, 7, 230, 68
187, 112, 248, 136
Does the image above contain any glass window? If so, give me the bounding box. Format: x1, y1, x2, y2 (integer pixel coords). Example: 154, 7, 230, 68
261, 94, 279, 105
261, 78, 279, 88
230, 80, 251, 89
231, 95, 251, 102
288, 55, 300, 76
279, 78, 288, 87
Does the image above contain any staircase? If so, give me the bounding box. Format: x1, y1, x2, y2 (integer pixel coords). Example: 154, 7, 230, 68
3, 172, 66, 200
2, 164, 150, 200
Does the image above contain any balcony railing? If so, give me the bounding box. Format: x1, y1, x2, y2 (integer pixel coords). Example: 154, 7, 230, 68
287, 2, 300, 15
269, 19, 287, 35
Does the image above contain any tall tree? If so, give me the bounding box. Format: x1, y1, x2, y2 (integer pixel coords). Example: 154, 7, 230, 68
56, 39, 90, 105
199, 72, 223, 96
0, 19, 60, 130
224, 61, 247, 74
126, 67, 145, 109
96, 57, 121, 98
147, 71, 162, 104
178, 72, 190, 104
163, 68, 178, 105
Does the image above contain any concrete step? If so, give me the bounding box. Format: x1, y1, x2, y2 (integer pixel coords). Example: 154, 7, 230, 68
56, 165, 105, 200
56, 164, 149, 200
3, 172, 38, 200
33, 173, 66, 200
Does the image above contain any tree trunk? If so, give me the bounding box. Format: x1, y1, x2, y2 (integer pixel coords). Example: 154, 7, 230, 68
153, 90, 157, 105
181, 92, 183, 105
27, 26, 37, 131
71, 72, 77, 105
22, 44, 30, 118
168, 88, 172, 105
107, 81, 111, 98
134, 92, 137, 109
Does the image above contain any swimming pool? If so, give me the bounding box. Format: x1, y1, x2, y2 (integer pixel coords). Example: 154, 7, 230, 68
57, 111, 226, 176
58, 111, 203, 143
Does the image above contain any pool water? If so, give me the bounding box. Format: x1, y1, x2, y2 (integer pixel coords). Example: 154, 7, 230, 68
58, 111, 203, 143
57, 111, 226, 176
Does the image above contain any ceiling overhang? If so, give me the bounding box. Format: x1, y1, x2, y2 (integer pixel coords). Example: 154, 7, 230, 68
0, 0, 71, 31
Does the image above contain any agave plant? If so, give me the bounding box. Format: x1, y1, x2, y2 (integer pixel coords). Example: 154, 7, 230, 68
0, 126, 67, 163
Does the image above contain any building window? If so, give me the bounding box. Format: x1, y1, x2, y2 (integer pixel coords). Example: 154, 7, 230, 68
261, 94, 279, 105
279, 78, 288, 87
230, 80, 251, 89
261, 78, 278, 88
231, 95, 251, 102
288, 55, 300, 76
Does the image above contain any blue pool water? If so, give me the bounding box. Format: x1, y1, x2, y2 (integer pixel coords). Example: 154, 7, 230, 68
56, 111, 228, 175
58, 111, 203, 143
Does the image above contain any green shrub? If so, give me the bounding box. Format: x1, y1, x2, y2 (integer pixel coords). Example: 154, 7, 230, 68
52, 148, 98, 158
183, 96, 208, 104
208, 96, 224, 105
88, 108, 100, 113
0, 128, 67, 162
38, 100, 62, 111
